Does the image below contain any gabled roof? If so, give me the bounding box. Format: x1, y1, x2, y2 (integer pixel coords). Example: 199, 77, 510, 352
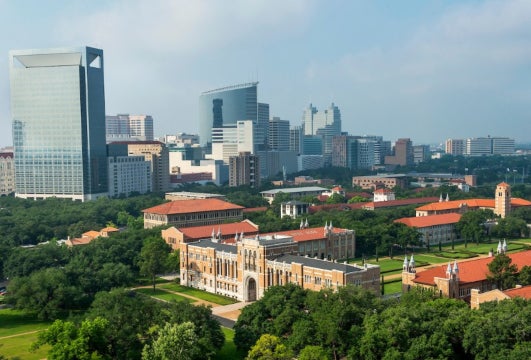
82, 230, 100, 239
100, 226, 119, 233
175, 220, 259, 239
262, 226, 351, 242
143, 199, 244, 215
395, 213, 462, 228
413, 250, 531, 285
274, 254, 363, 273
416, 198, 531, 212
504, 285, 531, 299
365, 197, 440, 210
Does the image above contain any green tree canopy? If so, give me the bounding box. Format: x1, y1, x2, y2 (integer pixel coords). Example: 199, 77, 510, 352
138, 236, 171, 292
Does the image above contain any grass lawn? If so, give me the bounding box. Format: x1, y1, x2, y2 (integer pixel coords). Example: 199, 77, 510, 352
135, 276, 171, 287
412, 254, 449, 264
214, 327, 245, 360
383, 280, 402, 295
160, 283, 238, 305
0, 309, 52, 359
134, 288, 192, 303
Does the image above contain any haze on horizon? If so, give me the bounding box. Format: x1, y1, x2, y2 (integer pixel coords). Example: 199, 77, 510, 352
1, 0, 531, 148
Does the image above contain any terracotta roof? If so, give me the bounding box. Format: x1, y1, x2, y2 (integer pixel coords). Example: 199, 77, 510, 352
374, 188, 393, 194
82, 230, 101, 239
262, 226, 351, 243
143, 199, 244, 215
497, 182, 510, 187
66, 237, 93, 246
366, 197, 440, 209
413, 250, 531, 285
504, 285, 531, 299
243, 207, 268, 213
416, 198, 531, 212
395, 213, 462, 228
176, 220, 259, 239
100, 227, 119, 232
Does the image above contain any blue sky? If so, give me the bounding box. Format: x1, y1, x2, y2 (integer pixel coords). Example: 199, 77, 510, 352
1, 0, 531, 148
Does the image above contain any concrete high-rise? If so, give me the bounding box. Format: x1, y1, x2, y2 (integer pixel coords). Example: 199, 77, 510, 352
10, 47, 108, 201
106, 114, 154, 142
445, 139, 465, 156
229, 151, 260, 188
302, 103, 341, 165
268, 117, 290, 151
384, 138, 413, 167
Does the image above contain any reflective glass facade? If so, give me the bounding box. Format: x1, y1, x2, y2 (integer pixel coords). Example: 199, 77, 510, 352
198, 82, 258, 148
10, 47, 108, 201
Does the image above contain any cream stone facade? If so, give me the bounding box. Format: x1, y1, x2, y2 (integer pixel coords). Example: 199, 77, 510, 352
180, 225, 379, 301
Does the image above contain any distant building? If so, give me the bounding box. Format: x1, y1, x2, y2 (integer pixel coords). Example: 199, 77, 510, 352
373, 188, 395, 202
257, 150, 298, 179
268, 117, 290, 151
385, 138, 413, 167
107, 155, 151, 197
163, 133, 200, 146
165, 192, 226, 201
352, 175, 408, 190
143, 198, 244, 229
413, 145, 430, 164
108, 141, 170, 193
395, 213, 461, 246
106, 114, 154, 142
445, 139, 466, 156
65, 226, 119, 247
289, 126, 303, 154
280, 201, 310, 219
229, 152, 260, 188
466, 137, 515, 156
260, 186, 327, 204
297, 155, 324, 171
211, 120, 255, 164
0, 152, 15, 196
302, 103, 341, 165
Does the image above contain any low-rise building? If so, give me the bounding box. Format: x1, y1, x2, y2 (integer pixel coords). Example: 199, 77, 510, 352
352, 175, 407, 190
470, 285, 531, 309
373, 188, 395, 202
280, 201, 310, 219
143, 198, 244, 229
260, 186, 327, 204
395, 213, 461, 246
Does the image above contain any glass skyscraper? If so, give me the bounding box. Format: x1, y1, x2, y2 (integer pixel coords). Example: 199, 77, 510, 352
10, 46, 108, 201
199, 82, 261, 149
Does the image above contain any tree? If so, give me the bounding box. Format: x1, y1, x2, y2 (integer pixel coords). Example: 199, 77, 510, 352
138, 236, 171, 292
246, 334, 293, 360
492, 217, 527, 239
456, 210, 492, 247
31, 317, 111, 360
487, 253, 518, 290
298, 345, 330, 360
518, 265, 531, 286
326, 193, 345, 204
142, 322, 200, 360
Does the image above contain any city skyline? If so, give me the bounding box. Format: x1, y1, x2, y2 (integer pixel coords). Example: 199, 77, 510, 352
2, 0, 531, 148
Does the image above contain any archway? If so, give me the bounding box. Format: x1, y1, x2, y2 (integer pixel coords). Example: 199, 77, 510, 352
247, 278, 257, 301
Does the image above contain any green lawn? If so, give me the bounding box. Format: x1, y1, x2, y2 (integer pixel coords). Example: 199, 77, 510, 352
0, 309, 52, 359
383, 280, 403, 295
214, 327, 245, 360
134, 288, 192, 303
160, 283, 238, 305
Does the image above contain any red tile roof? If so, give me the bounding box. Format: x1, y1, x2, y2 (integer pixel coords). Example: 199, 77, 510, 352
512, 197, 531, 206
262, 226, 350, 242
395, 213, 462, 228
365, 197, 440, 210
82, 230, 101, 239
243, 207, 268, 213
413, 250, 531, 285
177, 220, 259, 239
504, 285, 531, 299
143, 199, 244, 215
416, 198, 531, 212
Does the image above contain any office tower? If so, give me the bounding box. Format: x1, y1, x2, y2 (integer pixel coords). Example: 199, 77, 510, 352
106, 114, 154, 142
303, 136, 323, 155
445, 139, 465, 156
0, 151, 15, 196
413, 145, 430, 164
332, 136, 376, 170
108, 141, 170, 192
229, 151, 260, 188
302, 103, 341, 136
384, 138, 414, 167
10, 47, 108, 201
256, 103, 270, 151
211, 120, 255, 164
107, 154, 152, 197
268, 117, 290, 151
491, 137, 515, 155
290, 126, 303, 154
466, 137, 492, 156
199, 82, 259, 148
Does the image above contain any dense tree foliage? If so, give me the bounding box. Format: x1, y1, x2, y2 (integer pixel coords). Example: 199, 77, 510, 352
236, 285, 531, 360
456, 209, 493, 247
138, 236, 171, 292
487, 253, 519, 290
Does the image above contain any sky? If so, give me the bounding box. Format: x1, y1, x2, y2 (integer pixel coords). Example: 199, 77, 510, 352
1, 0, 531, 148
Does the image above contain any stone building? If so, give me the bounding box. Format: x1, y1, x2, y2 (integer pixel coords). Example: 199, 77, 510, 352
180, 224, 378, 301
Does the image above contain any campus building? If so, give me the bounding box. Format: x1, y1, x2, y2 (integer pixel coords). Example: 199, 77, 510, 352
143, 198, 244, 229
402, 249, 531, 300
179, 224, 378, 301
352, 175, 408, 190
395, 213, 461, 246
0, 151, 15, 196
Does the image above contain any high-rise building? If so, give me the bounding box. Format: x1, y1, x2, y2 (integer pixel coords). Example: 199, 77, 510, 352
256, 103, 270, 151
466, 137, 492, 156
268, 117, 290, 151
491, 137, 515, 155
10, 47, 108, 201
289, 126, 303, 154
445, 139, 465, 156
302, 103, 341, 136
106, 114, 154, 142
211, 120, 255, 164
332, 136, 376, 170
413, 145, 430, 164
107, 155, 151, 197
199, 82, 259, 148
229, 152, 260, 188
384, 138, 414, 167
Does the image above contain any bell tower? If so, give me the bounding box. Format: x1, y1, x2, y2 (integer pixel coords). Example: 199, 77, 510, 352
494, 182, 511, 218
